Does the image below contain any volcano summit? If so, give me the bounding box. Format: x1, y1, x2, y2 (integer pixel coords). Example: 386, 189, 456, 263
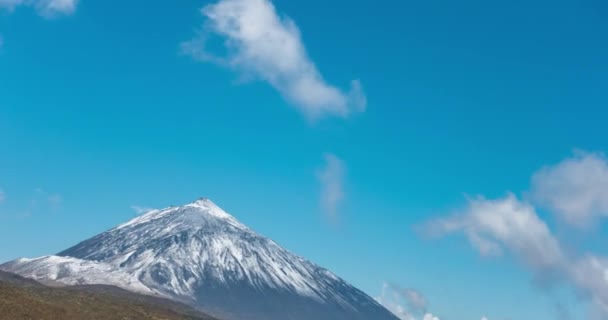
1, 199, 397, 320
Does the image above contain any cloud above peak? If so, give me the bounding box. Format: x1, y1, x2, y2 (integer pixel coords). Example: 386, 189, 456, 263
181, 0, 366, 119
130, 205, 154, 215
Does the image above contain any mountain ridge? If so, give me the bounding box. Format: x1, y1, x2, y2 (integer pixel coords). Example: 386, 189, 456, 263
1, 198, 398, 320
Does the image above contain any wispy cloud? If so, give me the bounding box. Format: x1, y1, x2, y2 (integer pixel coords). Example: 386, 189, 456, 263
531, 151, 608, 228
47, 193, 62, 207
0, 0, 78, 48
35, 0, 78, 17
181, 0, 366, 119
376, 282, 440, 320
316, 153, 345, 222
401, 287, 428, 314
0, 0, 23, 11
130, 205, 154, 215
423, 190, 608, 317
0, 0, 78, 17
22, 188, 63, 217
425, 194, 564, 277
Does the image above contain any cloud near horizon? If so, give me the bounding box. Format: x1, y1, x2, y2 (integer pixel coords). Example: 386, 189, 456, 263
181, 0, 366, 119
376, 282, 439, 320
425, 191, 608, 318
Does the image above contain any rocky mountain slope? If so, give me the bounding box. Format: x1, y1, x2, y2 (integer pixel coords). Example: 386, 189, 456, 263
1, 199, 398, 320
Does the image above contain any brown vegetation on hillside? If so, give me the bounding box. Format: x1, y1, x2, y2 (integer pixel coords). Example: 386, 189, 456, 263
0, 271, 218, 320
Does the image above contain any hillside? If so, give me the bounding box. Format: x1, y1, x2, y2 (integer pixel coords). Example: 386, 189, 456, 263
0, 270, 218, 320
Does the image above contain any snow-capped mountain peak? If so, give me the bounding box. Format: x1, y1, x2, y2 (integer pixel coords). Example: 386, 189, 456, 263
186, 197, 241, 221
116, 197, 245, 232
1, 199, 398, 320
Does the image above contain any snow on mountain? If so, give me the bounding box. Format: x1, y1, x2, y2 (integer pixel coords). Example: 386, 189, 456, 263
1, 198, 398, 320
1, 255, 153, 294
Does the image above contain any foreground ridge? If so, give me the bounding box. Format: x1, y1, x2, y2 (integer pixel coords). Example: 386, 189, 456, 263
0, 270, 218, 320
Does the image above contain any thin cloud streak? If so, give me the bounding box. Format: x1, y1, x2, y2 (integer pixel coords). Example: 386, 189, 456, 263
131, 205, 155, 215
376, 282, 440, 320
0, 0, 78, 17
316, 153, 345, 222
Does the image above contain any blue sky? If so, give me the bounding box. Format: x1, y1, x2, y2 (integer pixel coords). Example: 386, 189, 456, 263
1, 0, 608, 319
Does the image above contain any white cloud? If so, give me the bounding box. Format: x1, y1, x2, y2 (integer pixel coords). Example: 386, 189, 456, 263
402, 288, 428, 313
531, 152, 608, 228
377, 283, 439, 320
181, 0, 366, 119
376, 283, 414, 320
569, 256, 608, 316
0, 0, 78, 17
34, 0, 78, 17
425, 193, 608, 317
316, 153, 345, 222
422, 314, 439, 320
425, 194, 565, 275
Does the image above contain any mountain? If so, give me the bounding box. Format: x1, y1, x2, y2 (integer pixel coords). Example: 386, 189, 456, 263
0, 270, 218, 320
1, 198, 398, 320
